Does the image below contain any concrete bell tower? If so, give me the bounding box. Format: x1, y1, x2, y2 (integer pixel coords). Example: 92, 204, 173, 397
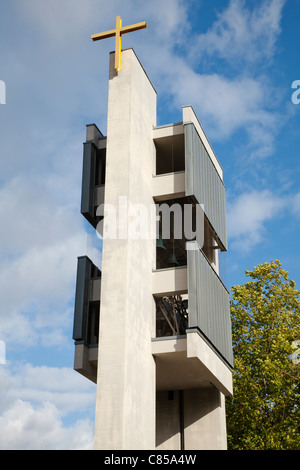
72, 20, 233, 451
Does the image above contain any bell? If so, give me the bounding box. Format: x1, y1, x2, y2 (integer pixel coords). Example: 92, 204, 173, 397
168, 254, 180, 266
156, 235, 166, 250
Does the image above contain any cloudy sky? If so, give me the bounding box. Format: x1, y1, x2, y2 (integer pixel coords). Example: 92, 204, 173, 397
0, 0, 299, 450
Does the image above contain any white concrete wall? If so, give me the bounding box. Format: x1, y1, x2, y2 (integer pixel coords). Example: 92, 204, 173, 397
156, 388, 227, 450
92, 50, 231, 451
156, 391, 181, 449
94, 49, 157, 450
184, 388, 227, 450
152, 172, 185, 200
152, 266, 187, 297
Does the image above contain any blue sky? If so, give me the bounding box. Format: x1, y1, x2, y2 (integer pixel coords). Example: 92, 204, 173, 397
0, 0, 299, 449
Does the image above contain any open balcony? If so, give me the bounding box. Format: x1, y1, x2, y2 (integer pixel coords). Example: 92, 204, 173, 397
153, 106, 227, 253
152, 241, 233, 396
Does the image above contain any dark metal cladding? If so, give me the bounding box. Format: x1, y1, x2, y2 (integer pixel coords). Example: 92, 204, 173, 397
81, 140, 106, 228
73, 256, 101, 346
81, 142, 97, 227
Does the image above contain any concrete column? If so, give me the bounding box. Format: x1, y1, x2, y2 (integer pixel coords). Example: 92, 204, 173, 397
184, 388, 227, 450
156, 388, 227, 450
156, 391, 181, 450
94, 49, 157, 450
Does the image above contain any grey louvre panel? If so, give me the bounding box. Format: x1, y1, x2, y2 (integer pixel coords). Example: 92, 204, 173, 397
185, 123, 228, 251
187, 246, 233, 368
81, 142, 97, 227
73, 256, 101, 346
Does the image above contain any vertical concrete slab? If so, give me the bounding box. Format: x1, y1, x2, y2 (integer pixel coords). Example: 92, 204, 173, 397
156, 391, 181, 450
184, 388, 227, 450
94, 49, 157, 450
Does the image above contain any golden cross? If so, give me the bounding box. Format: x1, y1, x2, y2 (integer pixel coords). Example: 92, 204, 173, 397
91, 16, 147, 72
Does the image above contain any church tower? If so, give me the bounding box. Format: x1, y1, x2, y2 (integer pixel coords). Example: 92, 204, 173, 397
72, 18, 233, 450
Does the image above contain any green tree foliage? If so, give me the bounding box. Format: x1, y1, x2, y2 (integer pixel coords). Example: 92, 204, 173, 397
226, 260, 300, 450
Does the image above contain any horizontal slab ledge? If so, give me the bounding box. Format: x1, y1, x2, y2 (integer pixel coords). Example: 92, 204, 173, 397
151, 331, 232, 396
152, 266, 188, 296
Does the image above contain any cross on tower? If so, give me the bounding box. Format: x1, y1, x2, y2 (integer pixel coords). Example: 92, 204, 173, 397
91, 16, 147, 72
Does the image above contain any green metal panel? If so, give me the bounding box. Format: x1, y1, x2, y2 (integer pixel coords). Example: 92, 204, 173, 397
187, 245, 233, 368
185, 123, 228, 251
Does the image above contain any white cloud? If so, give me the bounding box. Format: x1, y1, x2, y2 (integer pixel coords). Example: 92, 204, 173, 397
17, 0, 188, 54
0, 0, 187, 350
0, 363, 95, 450
1, 0, 285, 167
170, 66, 273, 137
0, 238, 83, 347
0, 399, 93, 450
18, 0, 99, 45
0, 363, 95, 415
191, 0, 286, 66
149, 54, 281, 160
140, 4, 284, 159
0, 175, 81, 256
0, 172, 98, 347
291, 192, 300, 217
227, 190, 286, 251
140, 0, 188, 43
0, 120, 101, 349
